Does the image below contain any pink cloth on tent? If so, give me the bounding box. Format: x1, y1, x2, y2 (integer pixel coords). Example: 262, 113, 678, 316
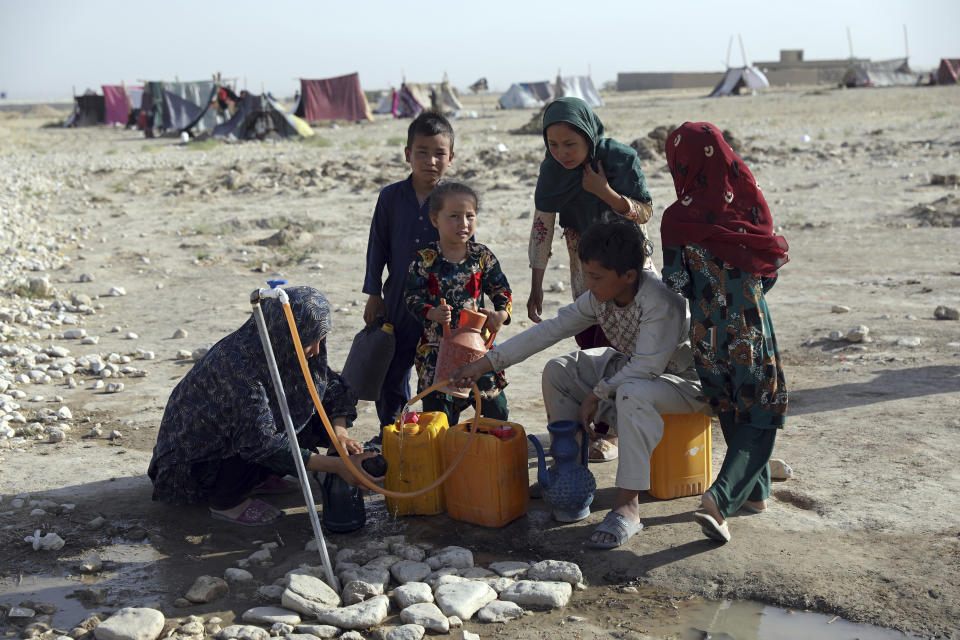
297, 73, 372, 122
102, 85, 131, 126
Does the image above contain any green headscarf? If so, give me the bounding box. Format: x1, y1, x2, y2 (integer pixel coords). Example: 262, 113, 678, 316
534, 97, 652, 234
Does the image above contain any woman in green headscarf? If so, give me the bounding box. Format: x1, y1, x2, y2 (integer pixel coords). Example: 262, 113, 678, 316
527, 97, 655, 461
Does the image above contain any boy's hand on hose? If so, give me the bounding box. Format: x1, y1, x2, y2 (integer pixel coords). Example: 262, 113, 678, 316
451, 357, 494, 388
363, 295, 386, 325
479, 308, 508, 334
426, 304, 452, 325
578, 393, 602, 439
581, 161, 610, 198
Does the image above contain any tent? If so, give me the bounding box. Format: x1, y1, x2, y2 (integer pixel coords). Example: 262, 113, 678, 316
936, 58, 959, 85
214, 93, 313, 140
371, 90, 397, 115
102, 85, 142, 126
555, 75, 603, 107
433, 77, 462, 113
709, 67, 770, 96
139, 80, 220, 136
64, 90, 105, 127
842, 59, 916, 88
396, 82, 433, 118
498, 82, 550, 109
294, 73, 373, 122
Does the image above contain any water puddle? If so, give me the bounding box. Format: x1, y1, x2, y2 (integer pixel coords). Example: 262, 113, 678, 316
669, 598, 920, 639
1, 540, 167, 629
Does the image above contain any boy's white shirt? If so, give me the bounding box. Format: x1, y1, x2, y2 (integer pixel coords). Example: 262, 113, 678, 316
486, 270, 699, 400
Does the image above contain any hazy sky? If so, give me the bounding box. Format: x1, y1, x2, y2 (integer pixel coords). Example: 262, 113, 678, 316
2, 0, 957, 100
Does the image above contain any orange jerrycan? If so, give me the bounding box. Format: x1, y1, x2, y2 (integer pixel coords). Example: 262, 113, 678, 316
649, 413, 712, 499
383, 411, 449, 515
433, 304, 495, 399
442, 417, 529, 527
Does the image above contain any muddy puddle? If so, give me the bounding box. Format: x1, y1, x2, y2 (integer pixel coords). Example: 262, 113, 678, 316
0, 512, 920, 640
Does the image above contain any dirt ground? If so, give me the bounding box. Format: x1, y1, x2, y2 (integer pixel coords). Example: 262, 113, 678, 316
1, 86, 959, 639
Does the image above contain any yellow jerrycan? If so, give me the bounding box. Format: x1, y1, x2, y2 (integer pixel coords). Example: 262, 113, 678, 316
442, 417, 529, 527
649, 413, 712, 499
383, 411, 449, 515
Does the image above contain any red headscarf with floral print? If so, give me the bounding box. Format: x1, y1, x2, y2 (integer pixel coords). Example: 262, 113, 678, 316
661, 122, 788, 276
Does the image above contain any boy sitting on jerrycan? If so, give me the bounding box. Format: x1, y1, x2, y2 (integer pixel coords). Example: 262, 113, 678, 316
452, 220, 709, 549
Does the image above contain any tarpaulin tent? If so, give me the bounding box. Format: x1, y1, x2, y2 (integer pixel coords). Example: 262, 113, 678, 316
936, 58, 959, 85
102, 85, 141, 126
842, 59, 916, 88
434, 78, 462, 113
64, 90, 105, 127
214, 93, 313, 140
294, 73, 373, 122
498, 83, 547, 109
397, 83, 433, 118
371, 90, 397, 115
139, 80, 219, 136
709, 67, 770, 96
555, 75, 603, 107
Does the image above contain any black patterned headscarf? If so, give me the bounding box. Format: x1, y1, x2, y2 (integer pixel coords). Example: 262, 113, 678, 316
148, 286, 357, 504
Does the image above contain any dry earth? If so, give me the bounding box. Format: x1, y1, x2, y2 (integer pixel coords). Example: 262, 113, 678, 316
1, 86, 959, 639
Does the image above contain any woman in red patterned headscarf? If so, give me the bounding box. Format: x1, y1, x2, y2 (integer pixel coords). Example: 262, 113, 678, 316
660, 122, 789, 544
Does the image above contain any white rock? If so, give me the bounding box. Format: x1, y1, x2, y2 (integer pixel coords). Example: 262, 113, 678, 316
479, 576, 516, 593
25, 530, 65, 550
477, 599, 524, 622
385, 624, 425, 640
241, 606, 300, 625
526, 560, 583, 584
425, 546, 473, 570
47, 427, 65, 443
342, 579, 384, 604
257, 584, 284, 600
459, 567, 496, 579
314, 594, 390, 629
93, 607, 165, 640
499, 580, 572, 609
434, 581, 497, 619
430, 574, 467, 591
365, 554, 403, 571
391, 560, 431, 584
281, 573, 341, 616
56, 406, 72, 420
172, 328, 189, 339
185, 575, 229, 603
80, 551, 103, 573
769, 458, 793, 480
105, 382, 124, 393
831, 305, 851, 313
217, 625, 269, 640
447, 615, 463, 628
292, 624, 339, 638
340, 566, 390, 590
224, 567, 255, 584
392, 582, 434, 609
390, 543, 426, 562
123, 332, 138, 340
82, 335, 101, 345
79, 273, 95, 283
63, 328, 87, 339
399, 602, 449, 633
896, 336, 922, 347
192, 344, 213, 360
934, 305, 959, 320
845, 325, 869, 343
108, 286, 127, 296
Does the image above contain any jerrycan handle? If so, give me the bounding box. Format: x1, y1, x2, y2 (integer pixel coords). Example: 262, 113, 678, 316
578, 422, 590, 467
439, 298, 451, 338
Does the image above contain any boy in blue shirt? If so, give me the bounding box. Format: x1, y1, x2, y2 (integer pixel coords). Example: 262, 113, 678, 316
362, 111, 455, 446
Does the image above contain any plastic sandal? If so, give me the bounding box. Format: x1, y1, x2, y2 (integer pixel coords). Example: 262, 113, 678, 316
694, 512, 731, 542
210, 499, 283, 527
588, 438, 618, 463
585, 511, 643, 549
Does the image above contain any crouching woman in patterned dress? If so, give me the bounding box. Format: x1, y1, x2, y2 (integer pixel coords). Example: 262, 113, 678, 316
148, 286, 381, 526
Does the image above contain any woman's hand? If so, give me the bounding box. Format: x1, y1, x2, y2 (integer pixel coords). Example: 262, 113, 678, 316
333, 425, 363, 455
426, 304, 452, 326
336, 452, 384, 487
451, 358, 494, 389
581, 161, 610, 198
578, 393, 601, 438
479, 308, 508, 334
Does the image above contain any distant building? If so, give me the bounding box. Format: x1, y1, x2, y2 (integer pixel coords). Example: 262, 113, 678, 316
753, 49, 868, 85
617, 71, 725, 92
